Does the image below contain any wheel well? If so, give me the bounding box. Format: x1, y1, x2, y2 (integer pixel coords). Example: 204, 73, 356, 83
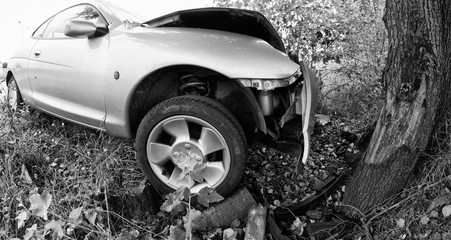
128, 65, 266, 138
6, 71, 13, 85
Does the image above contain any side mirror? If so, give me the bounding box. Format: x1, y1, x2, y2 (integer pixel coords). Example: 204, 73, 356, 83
64, 20, 107, 38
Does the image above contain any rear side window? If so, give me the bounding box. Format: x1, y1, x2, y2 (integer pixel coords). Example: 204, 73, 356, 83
42, 4, 106, 39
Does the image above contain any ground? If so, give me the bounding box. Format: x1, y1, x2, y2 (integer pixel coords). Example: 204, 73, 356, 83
0, 90, 450, 239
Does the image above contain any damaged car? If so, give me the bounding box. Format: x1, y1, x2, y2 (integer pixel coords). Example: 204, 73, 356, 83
6, 0, 318, 196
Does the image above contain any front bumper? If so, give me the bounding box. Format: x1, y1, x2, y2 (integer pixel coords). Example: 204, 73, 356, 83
239, 62, 319, 167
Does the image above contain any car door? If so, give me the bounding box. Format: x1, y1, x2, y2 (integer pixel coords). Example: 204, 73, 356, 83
28, 4, 109, 129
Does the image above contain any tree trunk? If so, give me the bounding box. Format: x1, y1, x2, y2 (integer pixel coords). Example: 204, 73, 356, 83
342, 0, 451, 214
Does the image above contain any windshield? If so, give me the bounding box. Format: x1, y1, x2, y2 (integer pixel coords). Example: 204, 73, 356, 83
101, 1, 145, 23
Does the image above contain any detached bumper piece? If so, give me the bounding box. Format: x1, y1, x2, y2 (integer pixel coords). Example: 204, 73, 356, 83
268, 171, 354, 239
279, 62, 319, 169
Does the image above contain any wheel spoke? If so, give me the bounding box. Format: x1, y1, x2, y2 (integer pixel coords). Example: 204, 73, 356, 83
190, 182, 209, 193
8, 85, 17, 110
147, 143, 171, 165
202, 162, 225, 186
199, 127, 226, 155
168, 167, 194, 188
163, 118, 190, 141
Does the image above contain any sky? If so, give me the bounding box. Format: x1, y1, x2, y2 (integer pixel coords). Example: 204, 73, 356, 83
0, 0, 213, 63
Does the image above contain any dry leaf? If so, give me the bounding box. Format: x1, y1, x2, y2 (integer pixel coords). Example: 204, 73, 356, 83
69, 207, 83, 225
29, 190, 52, 220
415, 230, 432, 239
24, 224, 37, 240
291, 217, 306, 237
427, 194, 451, 212
442, 205, 451, 218
429, 210, 439, 218
420, 215, 429, 225
316, 114, 331, 125
16, 209, 31, 229
396, 218, 405, 229
118, 229, 135, 240
44, 220, 65, 239
223, 228, 237, 240
83, 208, 98, 225
20, 164, 33, 184
169, 225, 186, 240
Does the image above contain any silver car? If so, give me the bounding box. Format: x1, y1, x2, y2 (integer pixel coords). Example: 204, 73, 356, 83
6, 0, 318, 196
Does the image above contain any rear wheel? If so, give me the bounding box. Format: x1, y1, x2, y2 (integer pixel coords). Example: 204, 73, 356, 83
135, 95, 246, 196
7, 76, 23, 111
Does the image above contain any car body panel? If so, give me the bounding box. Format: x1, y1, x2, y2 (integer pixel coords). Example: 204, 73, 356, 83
28, 36, 109, 128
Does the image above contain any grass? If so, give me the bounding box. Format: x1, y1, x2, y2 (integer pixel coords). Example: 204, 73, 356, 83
351, 151, 451, 239
0, 92, 151, 239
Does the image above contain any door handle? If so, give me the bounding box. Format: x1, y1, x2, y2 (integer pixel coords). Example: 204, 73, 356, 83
34, 50, 41, 57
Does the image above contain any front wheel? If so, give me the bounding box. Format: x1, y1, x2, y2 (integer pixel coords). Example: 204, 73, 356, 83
135, 95, 246, 196
7, 76, 23, 111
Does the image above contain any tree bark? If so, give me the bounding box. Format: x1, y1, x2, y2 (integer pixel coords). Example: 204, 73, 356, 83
342, 0, 451, 214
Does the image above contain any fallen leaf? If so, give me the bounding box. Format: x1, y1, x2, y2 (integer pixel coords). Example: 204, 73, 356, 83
20, 164, 33, 184
69, 207, 83, 225
16, 209, 31, 229
420, 215, 429, 225
169, 225, 186, 240
66, 227, 74, 236
29, 190, 52, 220
429, 210, 439, 218
197, 187, 224, 207
306, 210, 323, 220
44, 220, 65, 239
24, 224, 37, 240
130, 179, 147, 195
442, 205, 451, 218
83, 208, 98, 225
316, 114, 331, 125
223, 228, 237, 240
427, 194, 451, 212
291, 217, 306, 237
118, 229, 134, 240
414, 230, 432, 239
396, 218, 405, 229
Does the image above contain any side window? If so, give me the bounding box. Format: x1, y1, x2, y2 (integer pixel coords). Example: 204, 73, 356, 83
32, 17, 52, 39
42, 4, 106, 39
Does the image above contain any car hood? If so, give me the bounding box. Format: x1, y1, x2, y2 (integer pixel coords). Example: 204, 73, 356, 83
143, 7, 286, 53
119, 26, 298, 79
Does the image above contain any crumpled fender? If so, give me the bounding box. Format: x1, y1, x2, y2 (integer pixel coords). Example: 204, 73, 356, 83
278, 61, 319, 169
299, 62, 319, 168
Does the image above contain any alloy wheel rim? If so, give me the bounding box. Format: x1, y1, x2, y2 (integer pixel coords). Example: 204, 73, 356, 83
8, 82, 18, 111
146, 115, 231, 193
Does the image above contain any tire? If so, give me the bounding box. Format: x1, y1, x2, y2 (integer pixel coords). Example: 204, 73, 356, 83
7, 76, 23, 111
135, 95, 246, 197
